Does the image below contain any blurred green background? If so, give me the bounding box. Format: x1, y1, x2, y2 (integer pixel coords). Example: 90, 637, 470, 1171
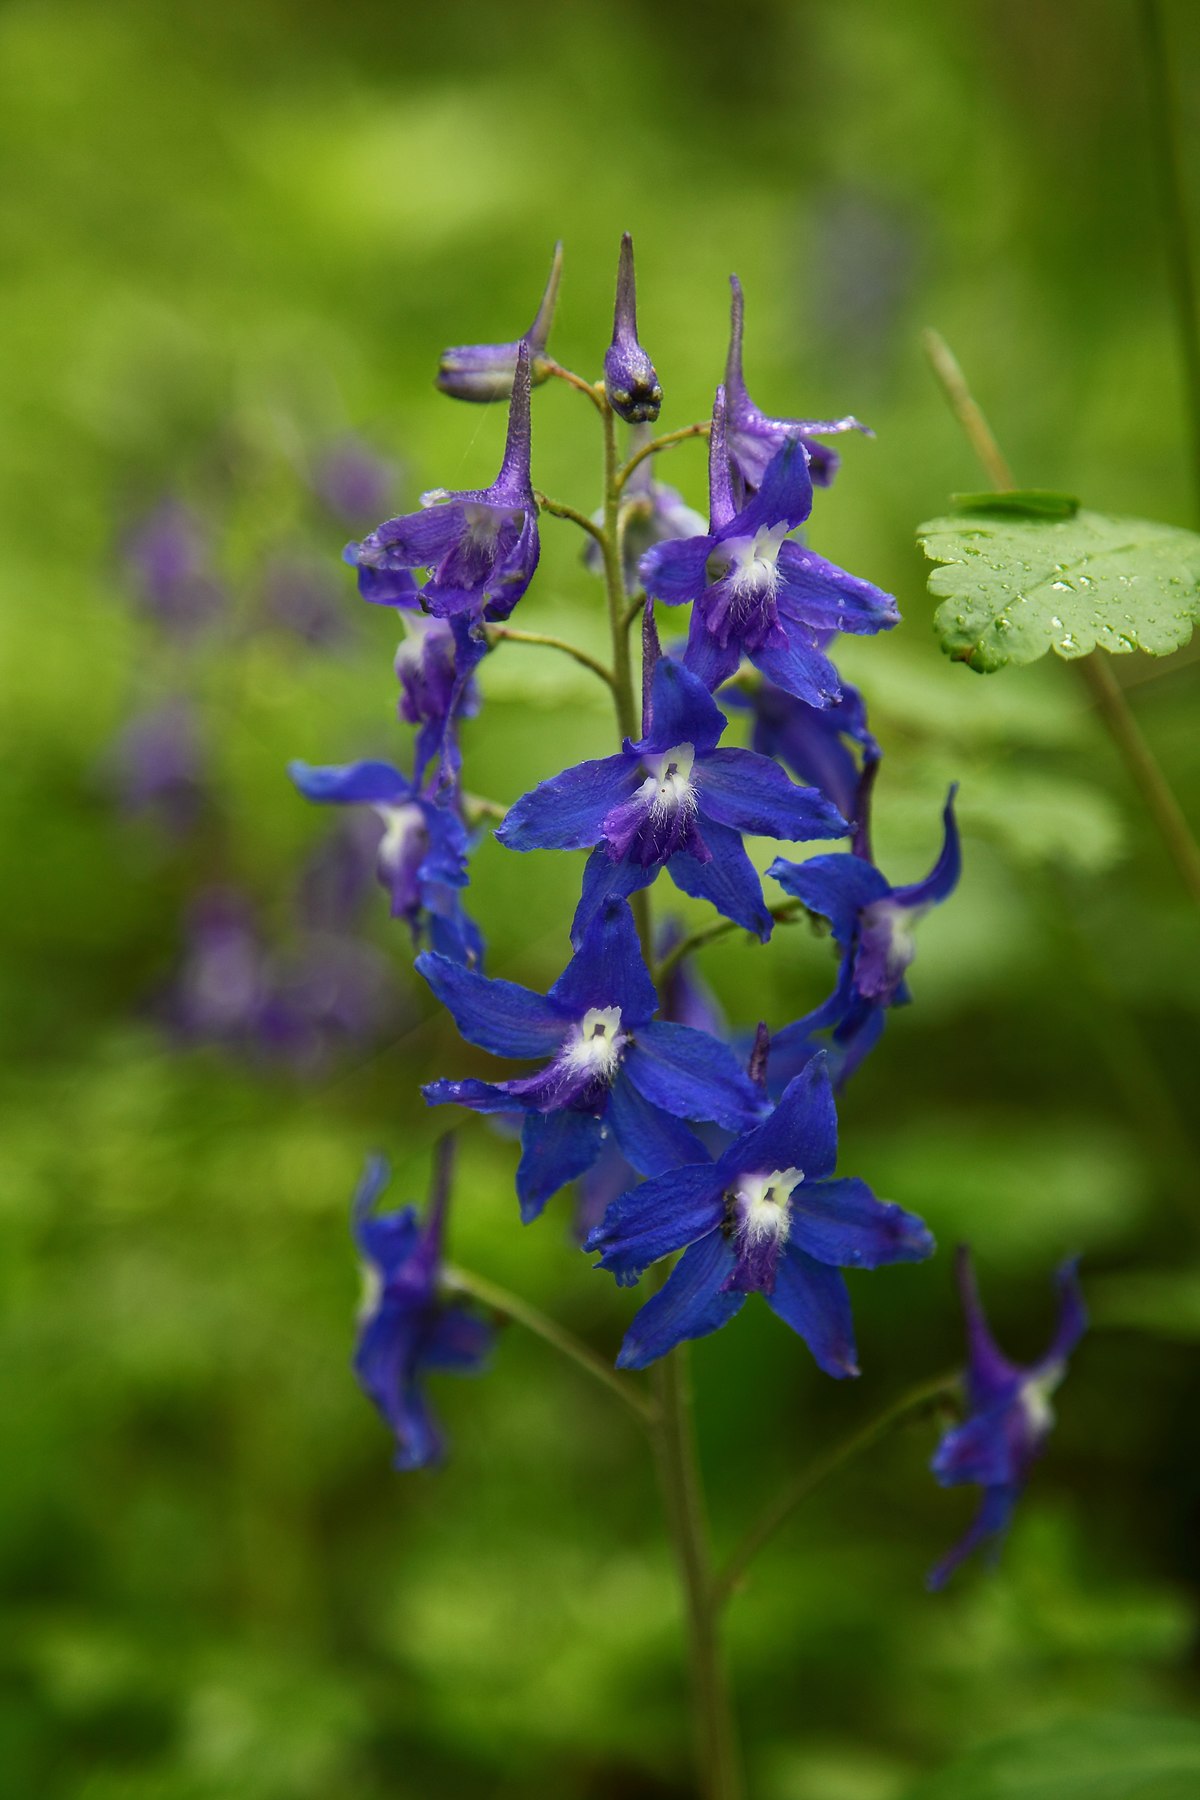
3, 0, 1200, 1794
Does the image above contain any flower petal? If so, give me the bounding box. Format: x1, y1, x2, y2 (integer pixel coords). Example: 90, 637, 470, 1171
571, 850, 655, 947
751, 631, 843, 709
496, 755, 637, 851
926, 1485, 1018, 1591
640, 533, 715, 606
776, 541, 899, 635
586, 1159, 723, 1285
289, 759, 412, 807
638, 657, 727, 757
667, 820, 772, 939
548, 899, 658, 1025
626, 1021, 762, 1131
767, 1245, 859, 1377
767, 852, 890, 948
890, 786, 961, 910
616, 1232, 745, 1369
516, 1108, 606, 1221
422, 1075, 524, 1114
415, 952, 566, 1057
607, 1073, 710, 1177
423, 1306, 493, 1372
790, 1175, 935, 1269
698, 748, 847, 842
724, 1051, 839, 1184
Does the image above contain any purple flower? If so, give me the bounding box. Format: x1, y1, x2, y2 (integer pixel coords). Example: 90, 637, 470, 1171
418, 899, 763, 1222
256, 934, 400, 1073
604, 233, 662, 425
352, 1152, 492, 1471
724, 274, 871, 491
768, 786, 960, 1088
640, 389, 898, 705
160, 888, 270, 1045
122, 499, 226, 636
347, 345, 539, 624
313, 437, 397, 526
586, 1051, 934, 1371
106, 698, 207, 835
497, 656, 847, 944
436, 242, 563, 402
929, 1249, 1086, 1589
394, 613, 485, 788
288, 758, 483, 966
723, 674, 880, 847
294, 815, 382, 934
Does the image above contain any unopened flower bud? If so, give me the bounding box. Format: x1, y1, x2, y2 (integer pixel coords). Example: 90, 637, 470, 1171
604, 233, 662, 424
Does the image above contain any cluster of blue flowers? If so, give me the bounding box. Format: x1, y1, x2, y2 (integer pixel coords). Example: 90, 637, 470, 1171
295, 241, 1084, 1584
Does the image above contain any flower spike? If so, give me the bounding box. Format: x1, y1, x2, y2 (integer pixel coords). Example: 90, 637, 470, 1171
436, 241, 563, 401
604, 233, 663, 425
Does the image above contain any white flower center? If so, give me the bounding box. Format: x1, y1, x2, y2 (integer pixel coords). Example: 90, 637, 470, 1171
564, 1005, 626, 1080
642, 742, 696, 817
462, 501, 503, 545
1021, 1366, 1062, 1438
735, 1166, 805, 1245
725, 521, 789, 599
375, 802, 425, 871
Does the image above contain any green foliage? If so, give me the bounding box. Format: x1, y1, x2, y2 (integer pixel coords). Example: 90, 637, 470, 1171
901, 1713, 1200, 1800
919, 499, 1200, 671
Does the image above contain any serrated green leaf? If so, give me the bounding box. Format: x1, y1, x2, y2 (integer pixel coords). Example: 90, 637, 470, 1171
901, 1714, 1200, 1800
918, 508, 1200, 671
951, 489, 1080, 518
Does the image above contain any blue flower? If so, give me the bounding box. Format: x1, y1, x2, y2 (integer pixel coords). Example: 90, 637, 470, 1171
107, 697, 207, 836
586, 1050, 934, 1371
724, 274, 871, 491
352, 1154, 492, 1471
122, 499, 227, 637
640, 388, 898, 704
393, 612, 486, 790
768, 786, 960, 1088
289, 758, 483, 966
929, 1248, 1086, 1589
436, 241, 562, 402
496, 656, 847, 944
723, 672, 880, 846
418, 899, 764, 1222
604, 233, 662, 425
346, 344, 539, 624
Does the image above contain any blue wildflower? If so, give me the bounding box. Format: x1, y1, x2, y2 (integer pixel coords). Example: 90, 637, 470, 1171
724, 274, 871, 491
122, 498, 226, 636
393, 612, 486, 789
418, 898, 763, 1222
347, 343, 539, 623
929, 1248, 1086, 1589
640, 388, 898, 704
496, 656, 847, 944
352, 1151, 492, 1471
586, 1050, 934, 1371
436, 241, 563, 401
604, 233, 662, 425
768, 786, 960, 1087
288, 758, 483, 966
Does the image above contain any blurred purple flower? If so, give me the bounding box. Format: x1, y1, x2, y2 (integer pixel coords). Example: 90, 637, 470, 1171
106, 698, 207, 836
122, 500, 226, 636
313, 438, 398, 527
263, 556, 351, 647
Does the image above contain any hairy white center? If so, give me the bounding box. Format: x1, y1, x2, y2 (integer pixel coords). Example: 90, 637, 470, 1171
375, 802, 425, 871
735, 1166, 805, 1245
641, 741, 697, 816
564, 1005, 625, 1080
1021, 1367, 1062, 1438
725, 521, 789, 598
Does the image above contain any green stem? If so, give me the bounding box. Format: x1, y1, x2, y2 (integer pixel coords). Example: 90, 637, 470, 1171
652, 1353, 744, 1800
1139, 0, 1200, 525
617, 419, 712, 492
485, 624, 615, 691
535, 489, 607, 546
442, 1265, 656, 1428
655, 899, 814, 986
542, 359, 606, 412
714, 1373, 961, 1609
924, 327, 1200, 908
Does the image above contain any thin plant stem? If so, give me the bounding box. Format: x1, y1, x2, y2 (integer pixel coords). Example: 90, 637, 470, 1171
534, 489, 607, 546
655, 899, 814, 986
485, 624, 615, 691
542, 359, 606, 412
652, 1353, 744, 1800
923, 328, 1200, 907
441, 1265, 656, 1429
617, 419, 712, 491
714, 1373, 961, 1609
1139, 0, 1200, 524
